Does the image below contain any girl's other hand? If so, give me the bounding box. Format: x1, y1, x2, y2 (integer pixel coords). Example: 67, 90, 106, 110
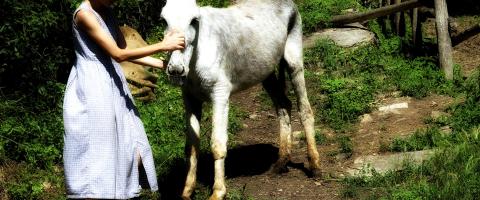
160, 29, 185, 51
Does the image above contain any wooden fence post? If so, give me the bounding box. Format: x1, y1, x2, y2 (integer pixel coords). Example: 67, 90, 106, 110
394, 0, 405, 36
434, 0, 454, 80
411, 7, 419, 46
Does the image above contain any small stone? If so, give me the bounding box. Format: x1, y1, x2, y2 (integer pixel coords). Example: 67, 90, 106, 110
378, 102, 408, 112
42, 182, 52, 190
242, 123, 249, 128
360, 114, 373, 123
440, 126, 452, 135
335, 153, 349, 160
431, 111, 449, 120
249, 114, 258, 119
314, 181, 321, 186
292, 131, 303, 139
278, 189, 283, 192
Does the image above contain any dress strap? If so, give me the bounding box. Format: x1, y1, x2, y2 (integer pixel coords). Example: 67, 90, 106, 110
72, 2, 101, 28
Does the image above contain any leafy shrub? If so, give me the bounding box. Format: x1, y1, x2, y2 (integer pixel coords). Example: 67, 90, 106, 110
449, 70, 480, 131
0, 0, 76, 98
304, 39, 347, 71
296, 0, 360, 33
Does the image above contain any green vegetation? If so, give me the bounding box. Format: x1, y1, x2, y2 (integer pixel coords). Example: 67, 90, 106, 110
296, 0, 361, 33
1, 0, 479, 199
344, 126, 480, 200
298, 2, 479, 198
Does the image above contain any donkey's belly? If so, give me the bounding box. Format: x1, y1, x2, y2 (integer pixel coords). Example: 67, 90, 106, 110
229, 64, 276, 94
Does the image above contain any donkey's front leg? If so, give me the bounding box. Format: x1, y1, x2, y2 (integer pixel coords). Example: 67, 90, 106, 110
182, 93, 203, 200
209, 88, 230, 200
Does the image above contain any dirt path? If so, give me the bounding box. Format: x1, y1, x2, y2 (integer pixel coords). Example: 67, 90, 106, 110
228, 86, 344, 200
224, 18, 478, 200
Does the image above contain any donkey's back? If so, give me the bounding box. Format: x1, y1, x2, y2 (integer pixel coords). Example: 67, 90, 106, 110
195, 0, 302, 92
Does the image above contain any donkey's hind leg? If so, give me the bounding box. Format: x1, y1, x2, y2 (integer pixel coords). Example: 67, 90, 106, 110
283, 15, 322, 176
262, 72, 293, 173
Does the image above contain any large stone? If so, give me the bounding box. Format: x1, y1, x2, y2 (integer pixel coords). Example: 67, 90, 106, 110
303, 28, 376, 49
119, 25, 160, 101
378, 102, 409, 114
346, 150, 435, 176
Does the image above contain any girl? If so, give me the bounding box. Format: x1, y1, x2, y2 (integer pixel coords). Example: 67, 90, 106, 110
63, 0, 184, 198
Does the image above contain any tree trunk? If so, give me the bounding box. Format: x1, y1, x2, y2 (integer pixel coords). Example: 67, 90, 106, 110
434, 0, 453, 80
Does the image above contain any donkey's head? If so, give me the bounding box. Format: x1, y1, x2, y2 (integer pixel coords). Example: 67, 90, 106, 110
161, 0, 200, 85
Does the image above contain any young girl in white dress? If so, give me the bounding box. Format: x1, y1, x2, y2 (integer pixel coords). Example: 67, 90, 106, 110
63, 0, 184, 198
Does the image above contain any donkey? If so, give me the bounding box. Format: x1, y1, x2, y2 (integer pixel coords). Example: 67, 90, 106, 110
161, 0, 322, 199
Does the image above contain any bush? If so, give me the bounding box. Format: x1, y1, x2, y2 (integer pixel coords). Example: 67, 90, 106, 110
0, 0, 76, 97
449, 70, 480, 131
296, 0, 360, 33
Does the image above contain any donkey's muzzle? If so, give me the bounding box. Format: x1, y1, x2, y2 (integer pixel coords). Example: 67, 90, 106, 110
167, 65, 185, 76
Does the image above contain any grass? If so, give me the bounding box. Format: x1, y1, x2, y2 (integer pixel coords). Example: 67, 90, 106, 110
299, 6, 479, 199
343, 126, 480, 200
1, 0, 479, 199
339, 69, 480, 200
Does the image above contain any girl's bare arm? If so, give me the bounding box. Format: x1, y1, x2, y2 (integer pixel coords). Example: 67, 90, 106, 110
130, 56, 164, 69
75, 9, 184, 63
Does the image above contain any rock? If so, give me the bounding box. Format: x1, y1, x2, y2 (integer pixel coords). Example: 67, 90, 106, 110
42, 181, 52, 190
119, 25, 159, 101
430, 111, 449, 120
440, 126, 452, 136
335, 153, 350, 160
378, 102, 408, 113
248, 113, 259, 120
303, 28, 376, 49
267, 112, 276, 118
360, 114, 373, 124
292, 131, 303, 139
346, 150, 435, 177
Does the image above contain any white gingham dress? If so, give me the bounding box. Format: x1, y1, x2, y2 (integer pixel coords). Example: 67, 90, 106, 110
63, 2, 158, 199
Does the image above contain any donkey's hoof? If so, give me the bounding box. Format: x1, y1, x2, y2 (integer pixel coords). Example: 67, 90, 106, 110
310, 168, 324, 178
181, 195, 192, 200
208, 192, 225, 200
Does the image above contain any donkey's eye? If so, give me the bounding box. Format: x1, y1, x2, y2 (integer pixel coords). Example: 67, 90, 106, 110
190, 17, 199, 25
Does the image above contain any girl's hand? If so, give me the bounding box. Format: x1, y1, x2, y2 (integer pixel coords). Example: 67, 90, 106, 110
159, 29, 185, 51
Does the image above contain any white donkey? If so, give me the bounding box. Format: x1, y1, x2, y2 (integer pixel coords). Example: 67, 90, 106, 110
161, 0, 322, 199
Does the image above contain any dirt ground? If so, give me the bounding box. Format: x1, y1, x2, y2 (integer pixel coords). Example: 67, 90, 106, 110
221, 17, 479, 200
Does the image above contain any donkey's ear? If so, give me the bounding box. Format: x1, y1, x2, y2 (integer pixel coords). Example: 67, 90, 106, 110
193, 6, 201, 19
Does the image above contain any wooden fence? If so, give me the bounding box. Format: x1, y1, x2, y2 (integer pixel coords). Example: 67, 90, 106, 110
330, 0, 455, 80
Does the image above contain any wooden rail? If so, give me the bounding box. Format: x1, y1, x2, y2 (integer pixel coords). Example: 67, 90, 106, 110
330, 0, 424, 25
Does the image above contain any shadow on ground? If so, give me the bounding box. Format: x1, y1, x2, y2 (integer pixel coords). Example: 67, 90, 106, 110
157, 144, 279, 199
